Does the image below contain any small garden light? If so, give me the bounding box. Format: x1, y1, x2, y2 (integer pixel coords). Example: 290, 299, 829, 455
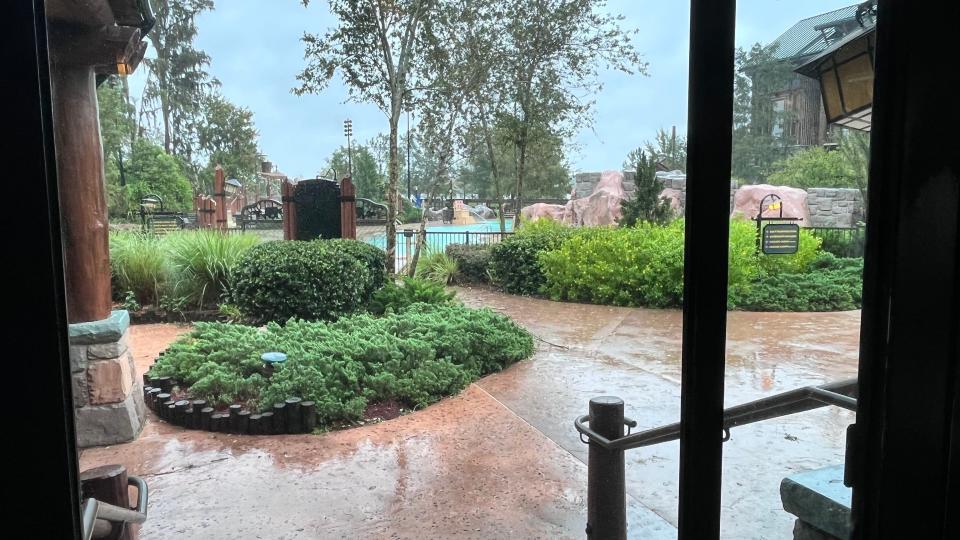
261, 352, 287, 366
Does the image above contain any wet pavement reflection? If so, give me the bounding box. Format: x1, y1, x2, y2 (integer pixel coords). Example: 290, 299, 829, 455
81, 288, 860, 539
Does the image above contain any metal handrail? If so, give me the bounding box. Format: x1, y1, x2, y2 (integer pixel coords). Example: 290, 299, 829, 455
575, 379, 857, 451
81, 475, 149, 540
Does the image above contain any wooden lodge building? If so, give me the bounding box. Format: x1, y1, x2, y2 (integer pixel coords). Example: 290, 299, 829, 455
756, 4, 868, 147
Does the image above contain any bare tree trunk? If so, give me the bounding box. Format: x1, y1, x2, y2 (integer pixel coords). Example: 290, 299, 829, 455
479, 113, 506, 234
513, 138, 527, 228
385, 102, 402, 274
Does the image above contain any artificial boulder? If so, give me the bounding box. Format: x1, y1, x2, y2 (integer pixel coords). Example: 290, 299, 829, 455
521, 202, 566, 222
470, 203, 496, 219
565, 170, 627, 226
731, 184, 811, 226
660, 188, 684, 214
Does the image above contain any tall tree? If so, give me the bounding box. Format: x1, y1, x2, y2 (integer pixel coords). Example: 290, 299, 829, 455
837, 128, 870, 215
325, 144, 385, 199
196, 92, 261, 193
141, 0, 218, 185
499, 0, 646, 227
459, 119, 571, 199
732, 44, 795, 182
296, 0, 433, 273
98, 77, 138, 217
624, 127, 686, 172
620, 151, 671, 226
124, 139, 195, 213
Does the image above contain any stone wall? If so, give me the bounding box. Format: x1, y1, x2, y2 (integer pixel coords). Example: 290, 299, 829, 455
70, 310, 146, 447
805, 188, 864, 228
573, 172, 863, 227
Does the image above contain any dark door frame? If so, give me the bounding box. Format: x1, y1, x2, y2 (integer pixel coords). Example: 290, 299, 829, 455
850, 1, 959, 538
6, 0, 82, 537
9, 0, 957, 538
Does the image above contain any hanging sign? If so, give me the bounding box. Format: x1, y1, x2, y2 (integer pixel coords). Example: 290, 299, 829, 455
762, 223, 800, 254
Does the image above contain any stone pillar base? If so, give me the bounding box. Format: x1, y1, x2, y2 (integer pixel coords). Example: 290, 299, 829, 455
69, 310, 145, 448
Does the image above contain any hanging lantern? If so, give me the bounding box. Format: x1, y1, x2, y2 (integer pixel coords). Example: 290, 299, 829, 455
795, 3, 876, 131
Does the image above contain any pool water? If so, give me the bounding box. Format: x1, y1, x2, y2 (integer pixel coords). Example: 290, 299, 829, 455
366, 220, 514, 269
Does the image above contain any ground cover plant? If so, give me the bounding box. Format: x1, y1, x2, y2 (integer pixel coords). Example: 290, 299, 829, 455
367, 277, 456, 315
730, 253, 863, 311
149, 303, 534, 425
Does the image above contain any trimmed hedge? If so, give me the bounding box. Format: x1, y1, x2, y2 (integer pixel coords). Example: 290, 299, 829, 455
149, 303, 535, 423
445, 243, 493, 283
231, 239, 385, 323
489, 220, 576, 295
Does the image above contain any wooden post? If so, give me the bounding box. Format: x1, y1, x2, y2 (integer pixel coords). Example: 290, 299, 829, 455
80, 465, 134, 540
260, 411, 274, 435
272, 402, 287, 433
285, 397, 302, 433
214, 165, 227, 230
340, 176, 357, 239
301, 401, 317, 433
50, 64, 112, 323
200, 407, 214, 431
282, 180, 298, 240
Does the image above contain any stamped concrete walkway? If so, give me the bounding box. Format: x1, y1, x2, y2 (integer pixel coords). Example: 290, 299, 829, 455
80, 288, 859, 539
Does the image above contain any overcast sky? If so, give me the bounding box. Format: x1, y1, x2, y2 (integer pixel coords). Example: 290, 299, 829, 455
130, 0, 854, 178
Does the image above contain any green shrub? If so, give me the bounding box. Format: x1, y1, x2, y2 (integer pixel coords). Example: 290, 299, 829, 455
368, 277, 456, 315
324, 238, 388, 291
149, 303, 535, 423
416, 250, 459, 285
445, 244, 493, 283
539, 222, 689, 307
727, 219, 764, 302
489, 219, 576, 295
730, 253, 863, 311
109, 231, 170, 305
231, 239, 385, 323
164, 230, 260, 309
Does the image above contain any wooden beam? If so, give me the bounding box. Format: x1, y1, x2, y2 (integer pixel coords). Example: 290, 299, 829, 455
50, 63, 113, 323
45, 0, 114, 28
49, 23, 140, 69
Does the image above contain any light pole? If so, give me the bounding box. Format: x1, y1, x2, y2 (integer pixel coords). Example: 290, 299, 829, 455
343, 118, 353, 178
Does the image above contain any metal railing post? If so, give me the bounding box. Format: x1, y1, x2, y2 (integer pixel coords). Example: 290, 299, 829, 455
586, 396, 627, 539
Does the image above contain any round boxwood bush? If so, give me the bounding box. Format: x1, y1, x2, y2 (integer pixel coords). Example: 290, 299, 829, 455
231, 239, 385, 323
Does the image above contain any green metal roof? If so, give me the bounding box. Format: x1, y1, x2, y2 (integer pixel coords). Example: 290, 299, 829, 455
769, 4, 862, 62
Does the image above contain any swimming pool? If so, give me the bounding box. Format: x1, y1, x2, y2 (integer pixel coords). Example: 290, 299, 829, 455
366, 220, 515, 269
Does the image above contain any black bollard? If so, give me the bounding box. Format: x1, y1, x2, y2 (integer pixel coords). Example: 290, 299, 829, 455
586, 396, 626, 540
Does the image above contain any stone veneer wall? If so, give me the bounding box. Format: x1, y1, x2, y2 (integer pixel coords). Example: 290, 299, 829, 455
805, 188, 864, 228
572, 172, 863, 226
70, 310, 146, 447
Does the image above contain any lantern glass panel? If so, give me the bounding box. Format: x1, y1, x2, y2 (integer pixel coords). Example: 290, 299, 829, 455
820, 65, 844, 122
837, 54, 873, 113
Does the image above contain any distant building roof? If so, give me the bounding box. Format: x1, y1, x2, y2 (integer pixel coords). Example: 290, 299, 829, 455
768, 4, 862, 63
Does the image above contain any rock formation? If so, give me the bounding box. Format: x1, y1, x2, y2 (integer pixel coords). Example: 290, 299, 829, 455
731, 184, 811, 226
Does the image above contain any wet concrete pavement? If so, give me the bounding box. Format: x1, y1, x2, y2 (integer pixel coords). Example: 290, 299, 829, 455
80, 289, 860, 539
461, 287, 859, 540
